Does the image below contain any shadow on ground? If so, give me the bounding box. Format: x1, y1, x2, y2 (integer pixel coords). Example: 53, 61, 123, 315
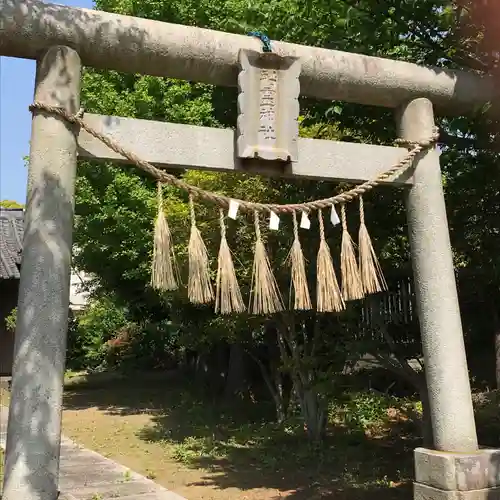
63, 371, 417, 499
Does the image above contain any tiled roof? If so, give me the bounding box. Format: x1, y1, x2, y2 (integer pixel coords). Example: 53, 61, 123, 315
0, 209, 24, 279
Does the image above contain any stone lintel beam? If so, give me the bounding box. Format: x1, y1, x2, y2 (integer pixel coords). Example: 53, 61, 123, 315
77, 113, 425, 186
0, 0, 497, 116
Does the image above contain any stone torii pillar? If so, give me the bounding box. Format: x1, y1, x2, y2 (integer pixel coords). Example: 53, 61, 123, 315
398, 99, 500, 499
2, 46, 81, 500
398, 98, 478, 453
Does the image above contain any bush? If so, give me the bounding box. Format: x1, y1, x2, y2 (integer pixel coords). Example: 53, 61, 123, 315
66, 296, 129, 370
473, 390, 500, 446
103, 319, 180, 372
66, 293, 183, 373
339, 391, 397, 430
330, 390, 418, 434
5, 307, 17, 332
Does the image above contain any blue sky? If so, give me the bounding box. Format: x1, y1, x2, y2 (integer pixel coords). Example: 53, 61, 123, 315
0, 0, 94, 204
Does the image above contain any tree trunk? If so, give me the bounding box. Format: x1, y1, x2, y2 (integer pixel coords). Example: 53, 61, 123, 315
272, 316, 327, 440
372, 351, 435, 448
294, 378, 326, 442
279, 371, 293, 421
493, 307, 500, 389
368, 297, 435, 448
224, 342, 247, 399
195, 343, 229, 397
249, 350, 289, 423
273, 376, 287, 424
496, 332, 500, 390
301, 389, 326, 442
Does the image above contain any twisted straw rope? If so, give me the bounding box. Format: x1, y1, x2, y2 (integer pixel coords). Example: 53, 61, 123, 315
292, 210, 299, 239
157, 180, 164, 209
29, 102, 439, 214
219, 208, 226, 237
340, 203, 347, 231
189, 193, 196, 226
318, 209, 326, 241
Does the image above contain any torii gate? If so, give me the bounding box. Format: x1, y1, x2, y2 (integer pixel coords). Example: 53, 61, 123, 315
1, 1, 499, 499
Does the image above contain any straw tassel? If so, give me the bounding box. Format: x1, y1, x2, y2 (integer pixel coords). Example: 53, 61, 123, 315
151, 181, 178, 291
358, 196, 387, 294
340, 204, 365, 301
215, 209, 245, 314
249, 211, 284, 315
286, 212, 312, 310
187, 194, 214, 304
316, 209, 345, 312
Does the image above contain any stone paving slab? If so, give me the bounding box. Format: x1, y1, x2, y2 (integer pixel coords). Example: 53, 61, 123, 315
61, 479, 158, 499
0, 407, 186, 500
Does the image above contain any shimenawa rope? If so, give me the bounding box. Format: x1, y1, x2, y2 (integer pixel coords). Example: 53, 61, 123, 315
28, 102, 439, 215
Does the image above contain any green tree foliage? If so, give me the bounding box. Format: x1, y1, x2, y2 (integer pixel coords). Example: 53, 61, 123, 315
4, 307, 17, 332
67, 296, 129, 370
72, 0, 499, 439
76, 0, 464, 300
0, 200, 23, 209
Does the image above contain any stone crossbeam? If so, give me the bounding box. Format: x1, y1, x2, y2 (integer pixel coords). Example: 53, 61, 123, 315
77, 114, 425, 185
0, 0, 497, 116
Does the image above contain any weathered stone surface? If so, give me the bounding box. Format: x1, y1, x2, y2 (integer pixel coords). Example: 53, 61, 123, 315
78, 113, 430, 186
63, 480, 157, 499
1, 0, 498, 116
398, 99, 478, 453
58, 494, 78, 500
415, 448, 500, 491
414, 483, 500, 500
237, 49, 300, 162
59, 460, 124, 476
2, 46, 82, 500
59, 452, 107, 467
115, 493, 187, 500
1, 406, 186, 500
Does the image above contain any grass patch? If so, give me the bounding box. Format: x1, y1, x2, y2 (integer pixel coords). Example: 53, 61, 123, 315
61, 372, 417, 500
2, 372, 500, 499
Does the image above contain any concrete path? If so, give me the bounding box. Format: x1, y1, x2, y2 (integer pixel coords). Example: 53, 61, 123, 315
0, 407, 186, 500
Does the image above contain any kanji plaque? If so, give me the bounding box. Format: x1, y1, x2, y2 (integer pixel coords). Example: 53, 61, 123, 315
237, 49, 301, 163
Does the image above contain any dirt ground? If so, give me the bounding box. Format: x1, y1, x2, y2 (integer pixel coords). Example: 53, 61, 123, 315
2, 375, 500, 499
1, 374, 414, 499
59, 373, 413, 500
62, 406, 294, 500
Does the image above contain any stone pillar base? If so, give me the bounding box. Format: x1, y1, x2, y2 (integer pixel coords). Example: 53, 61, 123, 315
415, 483, 500, 499
414, 447, 500, 500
